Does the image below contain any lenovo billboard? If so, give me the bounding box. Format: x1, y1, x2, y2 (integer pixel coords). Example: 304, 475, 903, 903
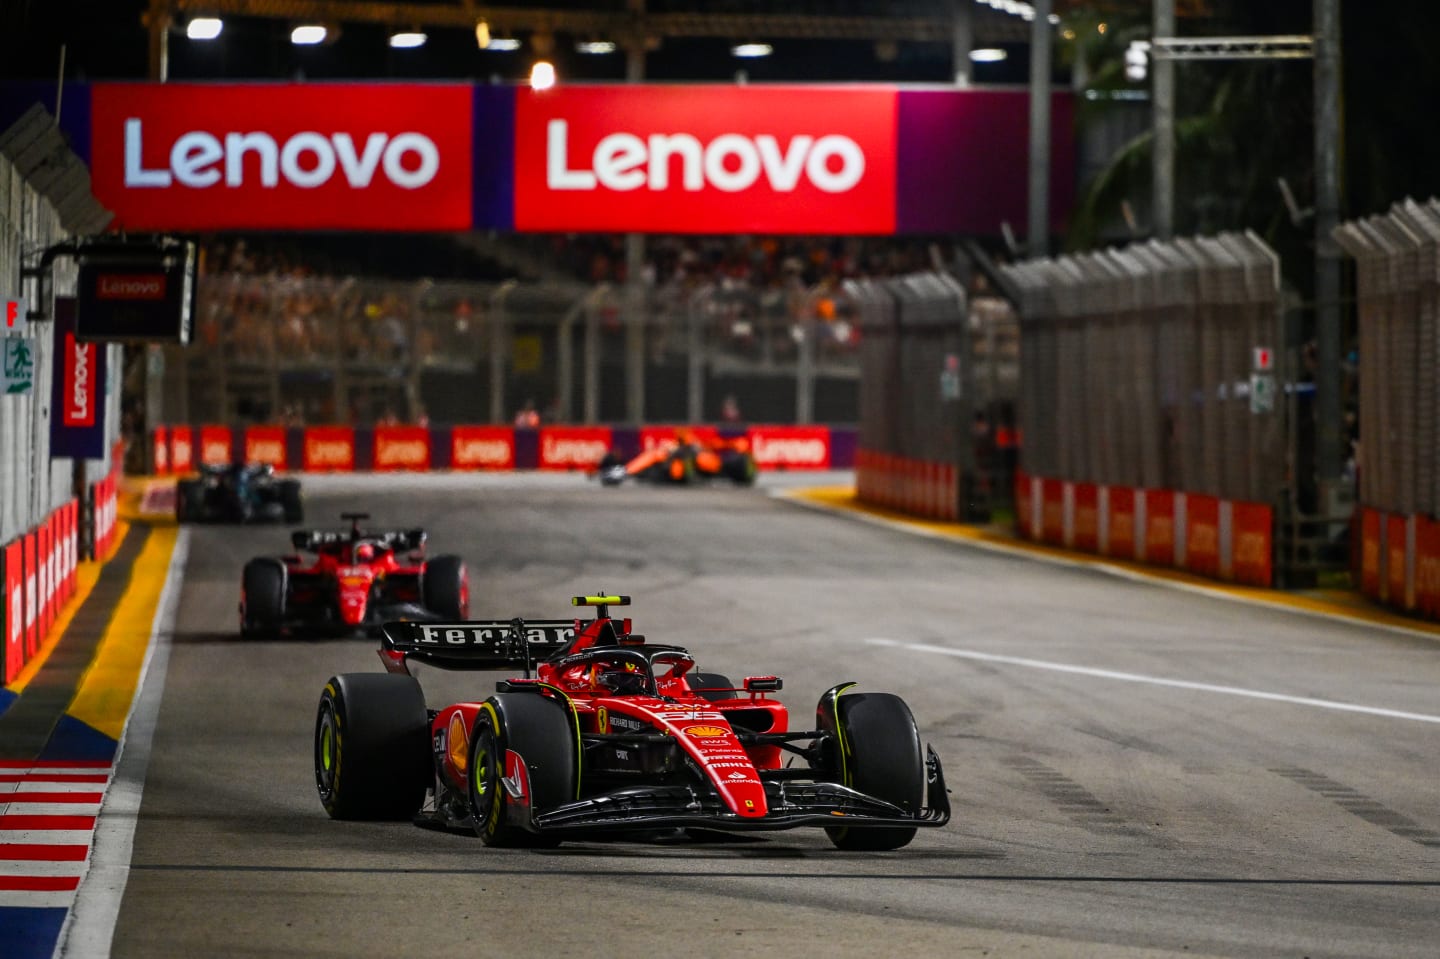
90, 83, 474, 231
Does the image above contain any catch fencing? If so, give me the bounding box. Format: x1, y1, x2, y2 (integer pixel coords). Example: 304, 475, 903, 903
1000, 232, 1285, 586
167, 269, 864, 437
0, 137, 123, 685
1334, 198, 1440, 616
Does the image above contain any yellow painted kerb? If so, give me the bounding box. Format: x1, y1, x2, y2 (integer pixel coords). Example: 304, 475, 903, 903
68, 524, 179, 741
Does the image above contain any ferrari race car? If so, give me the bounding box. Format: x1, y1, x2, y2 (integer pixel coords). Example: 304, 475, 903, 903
176, 462, 304, 524
598, 430, 757, 487
240, 512, 468, 638
313, 594, 949, 849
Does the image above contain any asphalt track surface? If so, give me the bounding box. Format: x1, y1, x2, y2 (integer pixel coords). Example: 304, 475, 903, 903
106, 473, 1439, 959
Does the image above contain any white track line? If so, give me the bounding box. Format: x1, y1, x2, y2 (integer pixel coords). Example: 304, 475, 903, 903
867, 638, 1440, 725
60, 527, 190, 959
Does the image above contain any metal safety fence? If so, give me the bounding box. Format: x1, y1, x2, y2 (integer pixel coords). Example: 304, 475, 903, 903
1000, 232, 1285, 586
169, 271, 863, 435
1334, 198, 1440, 616
848, 270, 1023, 521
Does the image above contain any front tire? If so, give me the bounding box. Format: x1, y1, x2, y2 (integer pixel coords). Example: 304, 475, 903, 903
175, 479, 202, 523
314, 673, 430, 821
422, 555, 468, 619
469, 694, 577, 847
721, 451, 758, 485
240, 559, 286, 638
817, 691, 924, 851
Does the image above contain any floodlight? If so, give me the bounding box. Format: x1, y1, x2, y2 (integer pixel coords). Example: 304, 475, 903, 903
390, 31, 426, 49
186, 17, 223, 40
731, 43, 772, 58
530, 60, 556, 90
291, 24, 326, 45
970, 48, 1008, 63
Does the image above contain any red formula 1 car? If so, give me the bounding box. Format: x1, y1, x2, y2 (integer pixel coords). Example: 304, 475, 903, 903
313, 595, 949, 849
240, 512, 468, 638
598, 430, 758, 486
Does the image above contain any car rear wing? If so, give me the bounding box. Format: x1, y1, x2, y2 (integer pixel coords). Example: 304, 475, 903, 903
380, 619, 577, 671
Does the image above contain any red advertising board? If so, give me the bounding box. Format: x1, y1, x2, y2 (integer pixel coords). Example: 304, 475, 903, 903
373, 426, 431, 472
3, 541, 21, 683
303, 426, 356, 472
170, 425, 194, 473
1072, 483, 1099, 553
1359, 508, 1381, 598
1106, 486, 1136, 559
639, 425, 721, 453
38, 518, 52, 639
244, 426, 287, 469
748, 425, 831, 470
200, 424, 233, 466
22, 531, 37, 658
1183, 494, 1221, 579
152, 426, 169, 476
91, 83, 474, 231
1386, 514, 1410, 608
1040, 478, 1064, 543
514, 86, 898, 235
1230, 501, 1273, 587
1143, 490, 1176, 567
538, 426, 612, 471
1414, 515, 1440, 617
1013, 469, 1031, 539
450, 426, 515, 470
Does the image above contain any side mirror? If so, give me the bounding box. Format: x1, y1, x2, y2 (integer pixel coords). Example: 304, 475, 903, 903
743, 676, 783, 693
405, 529, 427, 551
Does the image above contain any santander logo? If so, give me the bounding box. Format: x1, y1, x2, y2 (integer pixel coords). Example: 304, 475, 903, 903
124, 119, 440, 191
546, 119, 865, 194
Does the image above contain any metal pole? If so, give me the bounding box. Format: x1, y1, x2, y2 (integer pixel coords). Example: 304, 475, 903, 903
686, 292, 704, 423
951, 0, 973, 87
489, 281, 515, 424
1313, 0, 1344, 488
624, 0, 648, 425
1027, 0, 1052, 257
1152, 0, 1175, 240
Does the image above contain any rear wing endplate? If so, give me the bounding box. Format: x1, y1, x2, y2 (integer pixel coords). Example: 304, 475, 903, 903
381, 619, 577, 671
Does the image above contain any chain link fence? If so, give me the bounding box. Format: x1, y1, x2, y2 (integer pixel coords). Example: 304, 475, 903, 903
170, 270, 863, 432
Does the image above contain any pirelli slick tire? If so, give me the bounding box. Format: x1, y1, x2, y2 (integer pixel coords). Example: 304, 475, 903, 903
688, 671, 738, 702
314, 673, 430, 821
468, 694, 577, 848
175, 479, 203, 523
279, 479, 304, 523
817, 691, 924, 851
721, 451, 758, 486
240, 559, 286, 639
422, 555, 469, 619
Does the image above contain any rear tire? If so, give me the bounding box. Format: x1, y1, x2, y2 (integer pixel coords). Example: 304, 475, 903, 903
721, 451, 758, 485
175, 479, 202, 522
688, 671, 738, 702
469, 695, 577, 847
818, 692, 924, 851
422, 555, 468, 619
314, 673, 430, 821
240, 559, 286, 638
279, 479, 304, 523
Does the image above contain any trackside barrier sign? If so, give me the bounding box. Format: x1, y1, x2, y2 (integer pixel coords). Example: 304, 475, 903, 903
450, 426, 514, 470
3, 540, 21, 683
201, 424, 233, 466
303, 426, 356, 472
749, 425, 830, 470
374, 425, 430, 471
3, 81, 1074, 236
538, 426, 612, 470
245, 426, 287, 470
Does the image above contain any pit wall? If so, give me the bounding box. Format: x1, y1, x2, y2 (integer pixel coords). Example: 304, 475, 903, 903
1013, 470, 1274, 588
149, 423, 857, 474
2, 444, 120, 684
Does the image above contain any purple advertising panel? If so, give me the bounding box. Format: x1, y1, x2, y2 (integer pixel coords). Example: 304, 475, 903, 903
895, 89, 1075, 234
50, 297, 109, 460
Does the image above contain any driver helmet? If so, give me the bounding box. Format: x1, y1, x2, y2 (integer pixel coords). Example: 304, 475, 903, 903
355, 543, 375, 562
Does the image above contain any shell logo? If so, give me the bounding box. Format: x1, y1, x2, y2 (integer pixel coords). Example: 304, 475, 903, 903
684, 724, 728, 738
